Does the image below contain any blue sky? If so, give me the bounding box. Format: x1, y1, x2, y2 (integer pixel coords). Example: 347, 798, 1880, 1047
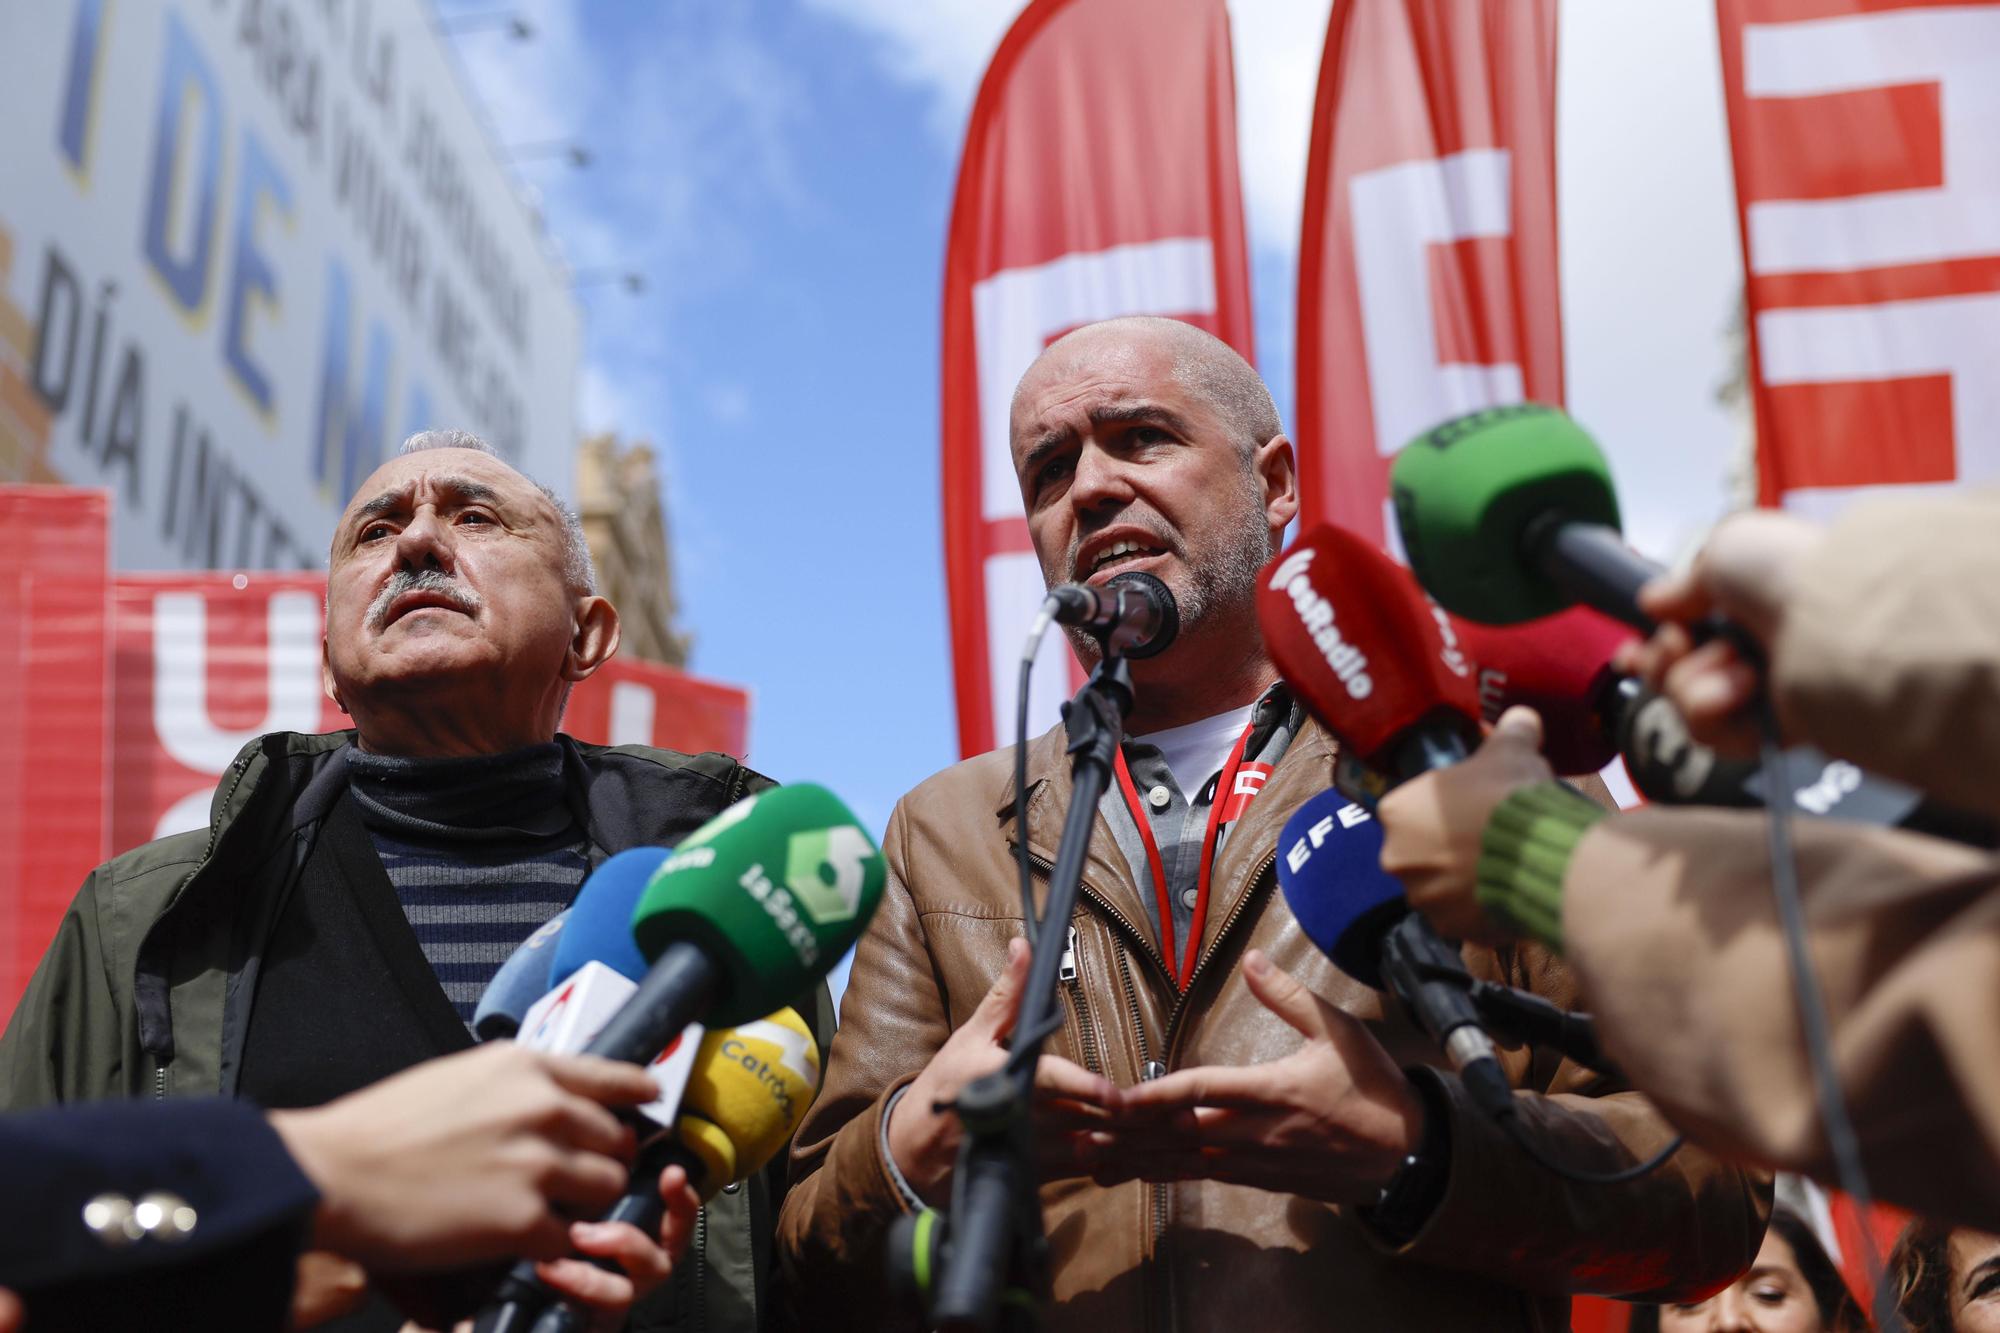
437, 0, 1749, 845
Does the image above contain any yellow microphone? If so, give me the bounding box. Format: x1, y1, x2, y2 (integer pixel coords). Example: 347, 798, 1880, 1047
671, 1006, 822, 1199
477, 1008, 822, 1333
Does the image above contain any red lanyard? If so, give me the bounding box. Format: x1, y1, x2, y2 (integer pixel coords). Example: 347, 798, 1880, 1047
1112, 720, 1257, 990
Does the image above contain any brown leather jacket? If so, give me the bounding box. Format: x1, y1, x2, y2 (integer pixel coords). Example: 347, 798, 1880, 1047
778, 715, 1768, 1331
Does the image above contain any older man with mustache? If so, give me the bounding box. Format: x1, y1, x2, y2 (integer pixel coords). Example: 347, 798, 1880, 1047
0, 431, 821, 1333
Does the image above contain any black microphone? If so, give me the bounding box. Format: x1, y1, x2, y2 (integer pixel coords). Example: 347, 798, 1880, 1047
1043, 570, 1179, 658
1612, 678, 1997, 845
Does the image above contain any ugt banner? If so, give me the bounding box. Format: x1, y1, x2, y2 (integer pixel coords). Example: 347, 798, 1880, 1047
941, 0, 1255, 759
1717, 0, 2000, 516
1295, 0, 1562, 548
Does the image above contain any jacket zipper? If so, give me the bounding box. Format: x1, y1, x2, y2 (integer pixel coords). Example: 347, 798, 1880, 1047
1022, 848, 1169, 1066
1113, 942, 1171, 1259
1025, 843, 1279, 1321
693, 1206, 708, 1332
1161, 850, 1279, 1042
1058, 926, 1102, 1078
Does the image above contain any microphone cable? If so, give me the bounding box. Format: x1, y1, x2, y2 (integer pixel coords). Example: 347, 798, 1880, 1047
1498, 1116, 1683, 1187
1755, 703, 1901, 1332
1015, 602, 1060, 938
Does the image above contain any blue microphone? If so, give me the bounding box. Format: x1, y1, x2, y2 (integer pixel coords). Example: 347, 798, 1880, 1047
547, 847, 673, 988
1275, 791, 1405, 988
473, 910, 570, 1040
1276, 790, 1514, 1118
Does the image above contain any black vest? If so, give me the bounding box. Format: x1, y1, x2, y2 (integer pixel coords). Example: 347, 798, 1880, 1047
238, 792, 475, 1332
234, 790, 702, 1332
239, 791, 472, 1111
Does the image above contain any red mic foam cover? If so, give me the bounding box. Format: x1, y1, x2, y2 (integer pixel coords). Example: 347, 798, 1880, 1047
1258, 523, 1481, 767
1449, 607, 1637, 774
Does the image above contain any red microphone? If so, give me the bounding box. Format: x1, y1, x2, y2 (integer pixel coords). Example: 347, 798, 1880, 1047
1448, 607, 1638, 776
1258, 523, 1482, 805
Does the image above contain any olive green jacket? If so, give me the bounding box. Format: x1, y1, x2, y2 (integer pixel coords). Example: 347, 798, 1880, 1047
0, 729, 832, 1333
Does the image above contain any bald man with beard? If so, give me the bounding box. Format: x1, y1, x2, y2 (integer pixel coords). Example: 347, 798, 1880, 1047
776, 317, 1767, 1331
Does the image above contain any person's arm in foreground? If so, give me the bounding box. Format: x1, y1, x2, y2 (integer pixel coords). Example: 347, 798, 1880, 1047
1380, 706, 2000, 1233
4, 1043, 698, 1332
1621, 494, 2000, 820
281, 1043, 701, 1332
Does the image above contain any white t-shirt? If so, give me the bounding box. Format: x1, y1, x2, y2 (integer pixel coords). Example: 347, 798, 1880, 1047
1133, 704, 1256, 804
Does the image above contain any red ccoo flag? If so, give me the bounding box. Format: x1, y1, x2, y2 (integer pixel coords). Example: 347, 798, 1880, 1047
1716, 0, 2000, 517
941, 0, 1255, 759
1295, 0, 1562, 549
1258, 522, 1481, 802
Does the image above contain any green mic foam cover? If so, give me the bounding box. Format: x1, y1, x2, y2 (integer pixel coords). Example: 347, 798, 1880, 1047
1390, 404, 1623, 624
632, 783, 885, 1027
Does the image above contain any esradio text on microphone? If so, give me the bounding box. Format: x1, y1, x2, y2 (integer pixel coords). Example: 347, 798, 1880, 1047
1268, 548, 1375, 700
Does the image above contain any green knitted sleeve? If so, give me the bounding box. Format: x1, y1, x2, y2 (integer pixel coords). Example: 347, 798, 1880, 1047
1474, 782, 1610, 953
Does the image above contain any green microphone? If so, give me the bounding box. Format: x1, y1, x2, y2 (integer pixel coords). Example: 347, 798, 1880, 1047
584, 784, 884, 1062
1389, 403, 1655, 628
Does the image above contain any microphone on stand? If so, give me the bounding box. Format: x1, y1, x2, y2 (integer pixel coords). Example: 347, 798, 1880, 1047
1036, 570, 1179, 659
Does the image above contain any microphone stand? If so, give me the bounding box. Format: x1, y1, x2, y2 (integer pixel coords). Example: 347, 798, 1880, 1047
891, 649, 1135, 1332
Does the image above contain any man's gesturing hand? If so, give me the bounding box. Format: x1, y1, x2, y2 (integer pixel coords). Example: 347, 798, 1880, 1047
270, 1042, 656, 1272
1096, 951, 1424, 1204
1378, 706, 1555, 945
886, 936, 1123, 1206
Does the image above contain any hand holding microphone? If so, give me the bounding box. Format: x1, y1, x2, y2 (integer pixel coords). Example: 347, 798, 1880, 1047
1618, 510, 1826, 759
523, 1008, 824, 1333
473, 784, 881, 1333
1376, 707, 1558, 948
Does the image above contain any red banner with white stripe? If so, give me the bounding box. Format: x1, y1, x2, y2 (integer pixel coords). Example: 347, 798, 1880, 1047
941, 0, 1255, 758
1718, 0, 2000, 516
1295, 0, 1562, 547
0, 488, 110, 1026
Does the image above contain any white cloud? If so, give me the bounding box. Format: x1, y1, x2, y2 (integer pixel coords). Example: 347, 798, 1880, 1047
804, 0, 1329, 259
797, 0, 1024, 136
434, 0, 822, 489
577, 362, 653, 443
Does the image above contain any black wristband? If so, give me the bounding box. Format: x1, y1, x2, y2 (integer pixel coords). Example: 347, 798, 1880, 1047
1359, 1071, 1453, 1246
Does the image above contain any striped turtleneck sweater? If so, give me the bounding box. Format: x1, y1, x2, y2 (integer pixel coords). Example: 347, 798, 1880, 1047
345, 742, 587, 1024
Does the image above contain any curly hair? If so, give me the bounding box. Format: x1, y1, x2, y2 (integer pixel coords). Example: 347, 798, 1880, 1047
1892, 1221, 1957, 1333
